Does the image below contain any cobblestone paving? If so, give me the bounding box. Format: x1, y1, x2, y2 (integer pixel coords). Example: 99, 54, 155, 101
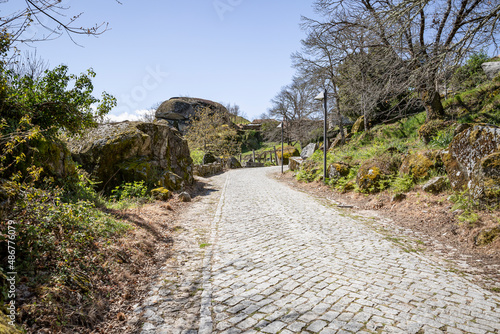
130, 174, 227, 334
200, 167, 500, 334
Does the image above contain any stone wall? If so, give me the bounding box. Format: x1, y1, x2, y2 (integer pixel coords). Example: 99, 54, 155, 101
194, 162, 224, 177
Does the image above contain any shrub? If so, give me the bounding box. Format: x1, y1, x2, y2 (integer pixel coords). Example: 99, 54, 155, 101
111, 181, 147, 201
391, 173, 415, 193
450, 51, 489, 92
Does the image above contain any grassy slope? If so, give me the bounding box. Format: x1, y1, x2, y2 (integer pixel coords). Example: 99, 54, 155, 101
299, 75, 500, 187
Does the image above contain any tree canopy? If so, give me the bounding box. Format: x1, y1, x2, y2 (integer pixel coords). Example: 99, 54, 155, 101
298, 0, 500, 121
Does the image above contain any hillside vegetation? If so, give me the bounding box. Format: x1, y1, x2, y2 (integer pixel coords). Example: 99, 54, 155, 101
290, 66, 500, 253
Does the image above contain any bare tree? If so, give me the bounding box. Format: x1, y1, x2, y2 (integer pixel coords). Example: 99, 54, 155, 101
268, 76, 322, 146
1, 0, 120, 46
224, 102, 248, 123
307, 0, 500, 121
8, 50, 49, 78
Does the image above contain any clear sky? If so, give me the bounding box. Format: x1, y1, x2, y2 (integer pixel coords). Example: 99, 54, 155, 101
6, 0, 319, 121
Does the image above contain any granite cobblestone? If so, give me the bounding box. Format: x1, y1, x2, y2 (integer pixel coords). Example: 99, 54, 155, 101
131, 167, 500, 333
204, 167, 500, 333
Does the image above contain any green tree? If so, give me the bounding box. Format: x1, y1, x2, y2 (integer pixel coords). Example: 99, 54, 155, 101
185, 107, 241, 158
1, 65, 116, 136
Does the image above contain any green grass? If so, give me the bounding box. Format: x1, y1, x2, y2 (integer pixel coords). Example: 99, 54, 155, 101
443, 76, 500, 124
302, 112, 427, 190
191, 149, 204, 164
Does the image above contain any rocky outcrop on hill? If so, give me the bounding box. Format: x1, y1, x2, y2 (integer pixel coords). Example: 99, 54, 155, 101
67, 120, 193, 193
155, 97, 228, 133
442, 124, 500, 203
481, 61, 500, 80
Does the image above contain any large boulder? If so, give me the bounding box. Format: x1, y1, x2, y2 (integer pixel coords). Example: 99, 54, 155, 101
226, 156, 242, 169
155, 97, 228, 133
481, 61, 500, 80
399, 150, 442, 179
328, 162, 350, 180
300, 143, 317, 159
469, 152, 500, 204
442, 124, 500, 199
276, 146, 300, 165
356, 154, 400, 193
67, 120, 193, 193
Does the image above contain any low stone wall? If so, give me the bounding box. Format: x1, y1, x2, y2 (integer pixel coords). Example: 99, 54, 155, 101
194, 162, 224, 177
245, 161, 265, 168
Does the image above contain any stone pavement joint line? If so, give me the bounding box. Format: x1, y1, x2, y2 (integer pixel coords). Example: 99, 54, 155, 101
203, 167, 500, 334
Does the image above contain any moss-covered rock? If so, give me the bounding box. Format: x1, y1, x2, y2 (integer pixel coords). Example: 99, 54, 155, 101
475, 225, 500, 246
328, 163, 350, 180
202, 152, 217, 164
151, 187, 172, 201
356, 154, 400, 193
399, 150, 442, 179
422, 176, 448, 194
0, 311, 22, 334
418, 119, 454, 144
1, 137, 78, 183
276, 146, 300, 165
226, 157, 242, 169
351, 116, 365, 134
442, 124, 500, 195
469, 152, 500, 204
66, 120, 193, 193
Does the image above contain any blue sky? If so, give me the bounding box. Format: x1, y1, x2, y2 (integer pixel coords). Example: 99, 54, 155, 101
7, 0, 318, 121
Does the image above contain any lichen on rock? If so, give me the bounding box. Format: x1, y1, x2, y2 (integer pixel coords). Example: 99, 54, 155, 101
469, 152, 500, 204
66, 120, 193, 193
442, 124, 500, 201
356, 154, 400, 193
328, 163, 350, 180
399, 150, 442, 180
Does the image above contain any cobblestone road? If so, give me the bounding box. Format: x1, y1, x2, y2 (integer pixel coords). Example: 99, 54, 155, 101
198, 167, 500, 334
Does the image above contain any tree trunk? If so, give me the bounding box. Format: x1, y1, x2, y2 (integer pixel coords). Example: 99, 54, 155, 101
422, 89, 446, 121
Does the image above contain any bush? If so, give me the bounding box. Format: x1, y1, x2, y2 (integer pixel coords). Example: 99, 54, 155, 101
0, 184, 130, 302
111, 181, 148, 201
1, 65, 116, 137
391, 173, 415, 193
450, 51, 489, 92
